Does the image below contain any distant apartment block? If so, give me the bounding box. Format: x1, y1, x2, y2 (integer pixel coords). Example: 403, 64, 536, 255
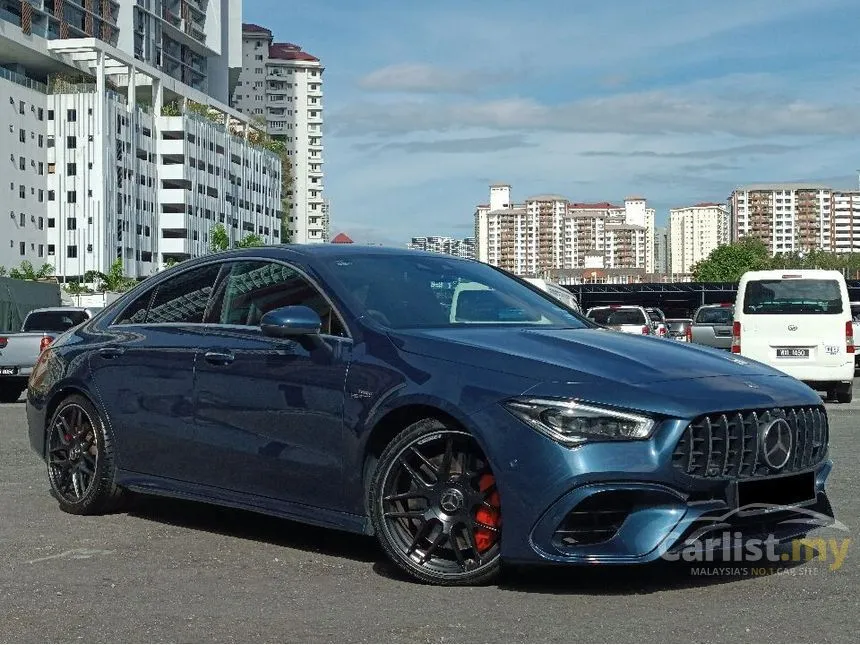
474, 184, 655, 276
729, 183, 832, 253
669, 203, 729, 275
1, 3, 281, 281
231, 23, 325, 244
408, 236, 476, 259
830, 191, 860, 252
654, 226, 669, 275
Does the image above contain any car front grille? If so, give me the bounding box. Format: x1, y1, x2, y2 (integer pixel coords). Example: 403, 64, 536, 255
672, 406, 828, 479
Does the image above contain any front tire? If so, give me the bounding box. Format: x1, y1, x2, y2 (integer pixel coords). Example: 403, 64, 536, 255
836, 383, 853, 404
0, 383, 24, 403
369, 419, 502, 586
46, 395, 124, 514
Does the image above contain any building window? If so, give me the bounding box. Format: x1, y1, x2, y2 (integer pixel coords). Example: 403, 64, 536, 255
38, 216, 43, 229
37, 108, 43, 120
48, 190, 55, 201
38, 162, 43, 175
67, 136, 77, 148
67, 218, 77, 230
18, 157, 25, 171
47, 162, 55, 174
19, 129, 25, 143
67, 162, 77, 175
19, 241, 25, 255
47, 244, 55, 255
67, 245, 78, 258
47, 109, 54, 120
47, 218, 55, 227
18, 185, 25, 198
67, 190, 77, 203
67, 109, 77, 121
38, 244, 44, 257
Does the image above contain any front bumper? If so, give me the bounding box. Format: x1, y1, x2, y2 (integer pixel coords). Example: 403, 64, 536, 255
469, 389, 834, 566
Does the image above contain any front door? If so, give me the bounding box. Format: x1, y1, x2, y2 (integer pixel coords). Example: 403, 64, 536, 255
191, 259, 351, 511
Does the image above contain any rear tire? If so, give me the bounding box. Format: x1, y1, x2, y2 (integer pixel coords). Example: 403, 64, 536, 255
836, 384, 853, 404
46, 394, 124, 514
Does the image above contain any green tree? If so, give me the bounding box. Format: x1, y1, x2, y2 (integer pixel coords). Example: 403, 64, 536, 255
210, 223, 231, 252
234, 233, 265, 248
691, 237, 771, 282
0, 266, 6, 277
64, 280, 92, 295
84, 258, 136, 292
9, 261, 54, 281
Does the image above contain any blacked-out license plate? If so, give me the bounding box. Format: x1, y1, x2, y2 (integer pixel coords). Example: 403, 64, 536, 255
735, 471, 816, 508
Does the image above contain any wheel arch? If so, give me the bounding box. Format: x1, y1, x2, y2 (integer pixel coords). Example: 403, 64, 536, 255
360, 400, 487, 511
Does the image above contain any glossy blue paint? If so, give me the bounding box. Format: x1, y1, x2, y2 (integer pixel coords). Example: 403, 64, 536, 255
26, 245, 835, 566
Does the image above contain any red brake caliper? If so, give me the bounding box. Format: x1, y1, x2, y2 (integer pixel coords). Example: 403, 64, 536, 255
474, 474, 501, 552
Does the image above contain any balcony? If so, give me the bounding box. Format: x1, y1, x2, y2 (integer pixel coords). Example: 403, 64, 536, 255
160, 212, 187, 229
159, 188, 189, 205
160, 237, 189, 254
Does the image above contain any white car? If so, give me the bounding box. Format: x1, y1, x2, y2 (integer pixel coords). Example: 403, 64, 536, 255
585, 305, 653, 335
734, 269, 854, 402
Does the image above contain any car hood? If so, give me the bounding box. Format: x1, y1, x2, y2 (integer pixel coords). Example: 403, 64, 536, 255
389, 326, 785, 386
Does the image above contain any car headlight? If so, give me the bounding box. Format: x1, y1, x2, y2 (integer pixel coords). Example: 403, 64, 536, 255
503, 397, 656, 447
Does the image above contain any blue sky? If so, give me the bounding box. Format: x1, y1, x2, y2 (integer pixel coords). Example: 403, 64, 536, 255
245, 0, 860, 245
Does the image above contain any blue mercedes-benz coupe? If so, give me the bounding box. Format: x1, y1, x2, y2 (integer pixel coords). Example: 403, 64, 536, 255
26, 245, 833, 585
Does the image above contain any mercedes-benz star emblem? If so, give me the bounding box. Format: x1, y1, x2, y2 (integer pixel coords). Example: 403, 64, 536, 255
439, 488, 464, 514
788, 324, 798, 331
760, 418, 793, 470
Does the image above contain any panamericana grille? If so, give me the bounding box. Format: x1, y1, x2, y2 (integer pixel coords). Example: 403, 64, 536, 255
672, 406, 828, 479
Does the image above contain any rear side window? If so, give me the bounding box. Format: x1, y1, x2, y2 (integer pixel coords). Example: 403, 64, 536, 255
23, 310, 88, 332
742, 279, 844, 315
588, 308, 645, 325
115, 264, 222, 324
695, 307, 733, 324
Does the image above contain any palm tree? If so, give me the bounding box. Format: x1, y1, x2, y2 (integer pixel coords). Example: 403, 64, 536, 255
9, 261, 54, 281
84, 258, 136, 293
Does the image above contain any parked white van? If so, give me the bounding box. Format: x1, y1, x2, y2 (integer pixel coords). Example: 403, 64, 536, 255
733, 269, 854, 402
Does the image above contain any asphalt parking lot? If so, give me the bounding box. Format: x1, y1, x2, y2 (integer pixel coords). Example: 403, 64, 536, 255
1, 388, 859, 643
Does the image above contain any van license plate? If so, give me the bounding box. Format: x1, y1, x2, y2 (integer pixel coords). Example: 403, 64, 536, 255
776, 348, 809, 358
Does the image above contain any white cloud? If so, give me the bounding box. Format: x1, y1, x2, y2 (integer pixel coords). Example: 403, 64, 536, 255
356, 63, 507, 94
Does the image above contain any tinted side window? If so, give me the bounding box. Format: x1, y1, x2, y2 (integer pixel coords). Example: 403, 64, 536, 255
144, 263, 222, 324
211, 261, 347, 337
116, 289, 154, 324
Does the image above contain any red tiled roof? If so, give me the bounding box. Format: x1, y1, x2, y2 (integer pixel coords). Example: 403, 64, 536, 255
569, 202, 621, 210
242, 23, 272, 34
270, 42, 320, 62
331, 233, 353, 244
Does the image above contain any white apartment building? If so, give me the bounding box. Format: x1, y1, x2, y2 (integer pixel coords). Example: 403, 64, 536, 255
408, 236, 476, 259
830, 191, 860, 253
474, 184, 655, 276
0, 7, 281, 281
116, 0, 242, 103
2, 68, 49, 272
730, 183, 832, 254
232, 23, 325, 244
668, 202, 729, 275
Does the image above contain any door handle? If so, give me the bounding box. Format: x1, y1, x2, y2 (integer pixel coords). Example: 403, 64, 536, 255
98, 346, 125, 359
203, 350, 235, 365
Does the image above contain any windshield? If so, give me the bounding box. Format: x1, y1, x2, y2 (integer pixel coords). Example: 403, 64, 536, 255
742, 279, 843, 315
23, 310, 88, 332
587, 308, 646, 325
667, 319, 692, 332
645, 308, 665, 322
695, 307, 733, 324
323, 255, 589, 330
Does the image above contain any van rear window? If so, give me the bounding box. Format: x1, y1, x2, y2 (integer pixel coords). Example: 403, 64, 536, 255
589, 308, 646, 325
742, 279, 844, 315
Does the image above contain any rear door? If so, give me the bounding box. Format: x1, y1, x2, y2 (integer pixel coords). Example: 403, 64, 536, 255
737, 276, 848, 367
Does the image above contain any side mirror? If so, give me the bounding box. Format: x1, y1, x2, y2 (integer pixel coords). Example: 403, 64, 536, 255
260, 305, 322, 338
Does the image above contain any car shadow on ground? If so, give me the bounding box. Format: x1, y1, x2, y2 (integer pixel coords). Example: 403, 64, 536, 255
127, 493, 815, 592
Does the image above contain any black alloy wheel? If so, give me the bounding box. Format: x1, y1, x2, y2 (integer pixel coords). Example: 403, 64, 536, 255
370, 419, 502, 586
46, 395, 123, 514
